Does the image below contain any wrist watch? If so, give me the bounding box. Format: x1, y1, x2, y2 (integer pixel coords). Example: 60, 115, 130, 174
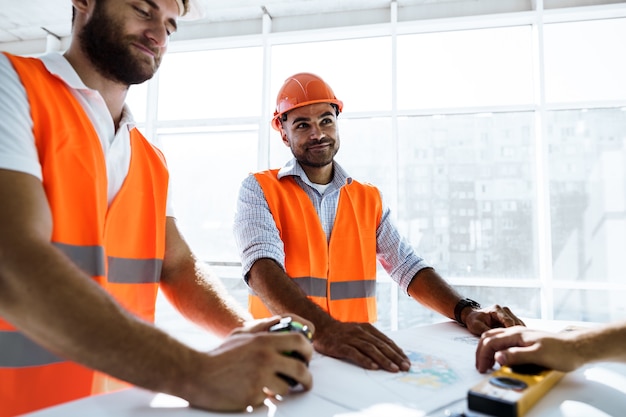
454, 298, 481, 327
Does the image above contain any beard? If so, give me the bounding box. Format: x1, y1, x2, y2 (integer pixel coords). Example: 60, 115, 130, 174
79, 3, 162, 85
292, 138, 339, 169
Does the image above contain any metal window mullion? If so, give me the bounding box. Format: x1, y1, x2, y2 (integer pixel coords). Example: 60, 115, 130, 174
532, 0, 555, 320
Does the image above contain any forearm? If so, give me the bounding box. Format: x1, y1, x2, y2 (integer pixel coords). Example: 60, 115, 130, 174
160, 259, 249, 337
248, 258, 412, 372
406, 267, 463, 321
0, 239, 201, 397
160, 217, 249, 338
574, 322, 626, 366
248, 258, 336, 332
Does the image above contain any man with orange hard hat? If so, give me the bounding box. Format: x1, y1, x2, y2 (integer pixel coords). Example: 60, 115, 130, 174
234, 72, 525, 372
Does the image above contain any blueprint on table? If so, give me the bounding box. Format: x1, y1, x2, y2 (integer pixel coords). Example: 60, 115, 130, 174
307, 322, 484, 416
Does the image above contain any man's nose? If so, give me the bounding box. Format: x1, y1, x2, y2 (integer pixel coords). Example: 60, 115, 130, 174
145, 23, 169, 48
310, 123, 326, 140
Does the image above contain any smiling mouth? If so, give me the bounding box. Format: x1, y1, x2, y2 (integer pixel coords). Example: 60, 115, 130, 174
133, 42, 157, 58
308, 142, 331, 150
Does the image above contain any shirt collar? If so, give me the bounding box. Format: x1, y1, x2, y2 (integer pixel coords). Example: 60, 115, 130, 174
40, 52, 89, 91
119, 107, 136, 132
39, 52, 136, 132
277, 158, 353, 189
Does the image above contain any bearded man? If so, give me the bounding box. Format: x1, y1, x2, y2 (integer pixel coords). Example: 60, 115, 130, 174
0, 1, 313, 415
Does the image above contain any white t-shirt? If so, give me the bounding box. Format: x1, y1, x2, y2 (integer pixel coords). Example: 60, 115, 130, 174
0, 52, 173, 214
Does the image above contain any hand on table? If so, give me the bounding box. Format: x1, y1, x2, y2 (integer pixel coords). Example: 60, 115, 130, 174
475, 325, 581, 373
186, 315, 314, 412
465, 304, 526, 335
314, 320, 411, 373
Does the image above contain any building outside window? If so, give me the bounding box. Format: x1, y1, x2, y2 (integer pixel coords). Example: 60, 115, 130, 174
123, 3, 626, 334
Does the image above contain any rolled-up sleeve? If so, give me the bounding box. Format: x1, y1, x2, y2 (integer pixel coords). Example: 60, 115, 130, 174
0, 54, 42, 179
233, 174, 286, 282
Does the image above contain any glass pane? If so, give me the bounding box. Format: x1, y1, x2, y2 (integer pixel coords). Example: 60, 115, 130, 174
337, 117, 395, 195
548, 108, 626, 283
397, 26, 534, 109
268, 127, 293, 169
553, 289, 626, 322
544, 18, 626, 103
271, 37, 392, 113
127, 82, 148, 123
397, 112, 537, 279
158, 47, 263, 120
159, 129, 258, 262
375, 276, 394, 332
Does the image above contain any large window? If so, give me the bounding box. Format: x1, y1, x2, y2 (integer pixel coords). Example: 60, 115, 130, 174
397, 112, 536, 279
548, 108, 626, 321
143, 5, 626, 335
270, 37, 392, 114
159, 130, 258, 262
397, 26, 534, 109
158, 47, 264, 120
544, 18, 626, 104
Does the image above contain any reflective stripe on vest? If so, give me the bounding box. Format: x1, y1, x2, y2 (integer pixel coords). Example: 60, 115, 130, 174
249, 170, 380, 323
249, 276, 377, 300
0, 332, 64, 368
0, 53, 169, 417
53, 243, 162, 283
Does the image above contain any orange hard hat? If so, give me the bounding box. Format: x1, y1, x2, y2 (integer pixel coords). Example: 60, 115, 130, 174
271, 73, 344, 131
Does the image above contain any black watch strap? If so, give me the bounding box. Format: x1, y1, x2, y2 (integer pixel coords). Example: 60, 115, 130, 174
454, 298, 481, 327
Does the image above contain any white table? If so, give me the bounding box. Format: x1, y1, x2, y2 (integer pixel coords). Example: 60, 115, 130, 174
22, 320, 626, 417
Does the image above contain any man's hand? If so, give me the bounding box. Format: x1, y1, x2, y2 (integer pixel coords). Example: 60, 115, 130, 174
245, 260, 409, 373
185, 315, 315, 412
314, 319, 411, 373
465, 305, 526, 335
231, 314, 315, 337
475, 326, 580, 374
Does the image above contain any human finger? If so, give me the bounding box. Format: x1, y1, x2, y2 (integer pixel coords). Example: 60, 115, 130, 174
494, 346, 542, 368
274, 331, 315, 363
322, 340, 382, 370
316, 329, 407, 372
278, 313, 315, 335
475, 327, 526, 372
490, 306, 525, 328
466, 312, 492, 335
231, 316, 284, 335
355, 329, 411, 372
263, 335, 314, 393
262, 362, 312, 398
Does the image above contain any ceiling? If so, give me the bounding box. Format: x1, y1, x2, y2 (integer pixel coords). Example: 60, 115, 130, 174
0, 0, 519, 54
1, 0, 622, 55
0, 0, 410, 44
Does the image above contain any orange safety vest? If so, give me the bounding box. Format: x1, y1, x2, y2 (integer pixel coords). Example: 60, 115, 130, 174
249, 169, 380, 323
0, 53, 169, 417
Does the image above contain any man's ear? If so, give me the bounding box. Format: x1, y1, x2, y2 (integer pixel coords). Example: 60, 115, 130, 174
71, 0, 90, 14
71, 0, 95, 25
280, 129, 290, 147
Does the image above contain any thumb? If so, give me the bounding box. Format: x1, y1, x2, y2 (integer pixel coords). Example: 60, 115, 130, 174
231, 316, 283, 335
495, 347, 535, 367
